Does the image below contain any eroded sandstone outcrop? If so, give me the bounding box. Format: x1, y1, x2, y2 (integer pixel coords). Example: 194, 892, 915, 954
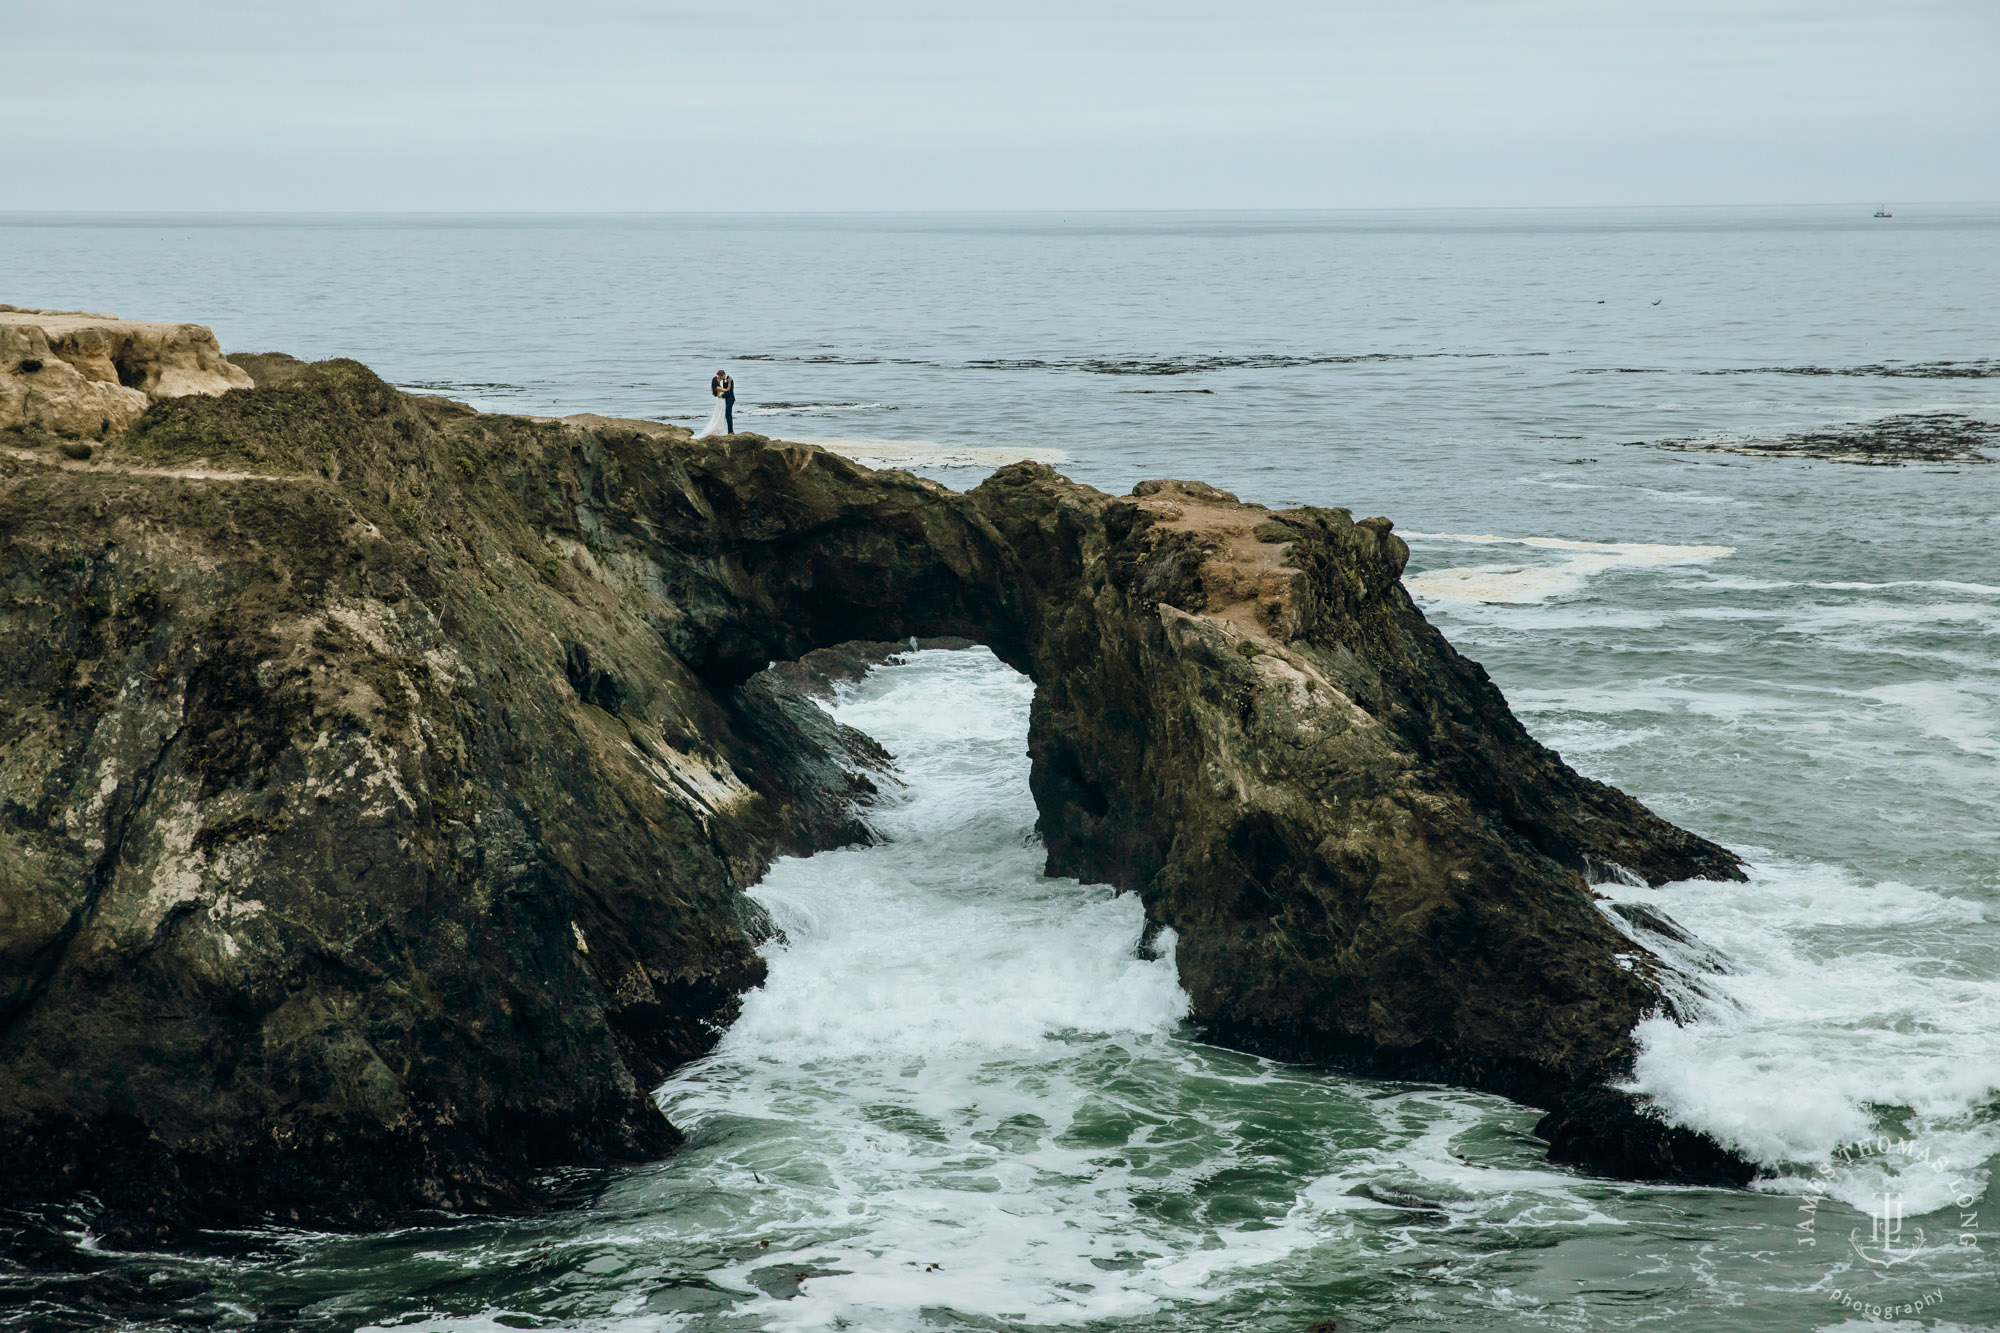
0, 308, 252, 441
0, 355, 1749, 1240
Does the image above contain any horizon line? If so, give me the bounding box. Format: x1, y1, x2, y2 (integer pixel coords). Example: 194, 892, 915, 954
3, 200, 1996, 220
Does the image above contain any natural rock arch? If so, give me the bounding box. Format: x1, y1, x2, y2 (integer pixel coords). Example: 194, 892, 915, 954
627, 439, 1746, 1168
0, 356, 1748, 1240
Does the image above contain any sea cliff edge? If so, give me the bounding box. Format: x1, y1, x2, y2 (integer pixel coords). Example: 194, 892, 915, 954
0, 322, 1751, 1240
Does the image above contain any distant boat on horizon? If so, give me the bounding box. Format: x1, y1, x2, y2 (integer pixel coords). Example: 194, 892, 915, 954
1873, 205, 1893, 218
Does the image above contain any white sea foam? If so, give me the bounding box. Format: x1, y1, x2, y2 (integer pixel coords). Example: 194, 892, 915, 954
1812, 580, 2000, 597
1513, 680, 1846, 722
1864, 680, 2000, 760
636, 650, 1630, 1329
1634, 487, 1741, 505
649, 650, 1233, 1327
1690, 577, 2000, 598
330, 643, 2000, 1333
1778, 599, 2000, 638
1604, 864, 2000, 1214
1402, 532, 1735, 606
793, 435, 1068, 470
334, 648, 1678, 1333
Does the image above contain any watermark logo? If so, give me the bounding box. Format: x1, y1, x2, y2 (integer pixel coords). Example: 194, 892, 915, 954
1853, 1189, 1925, 1266
1795, 1134, 1985, 1319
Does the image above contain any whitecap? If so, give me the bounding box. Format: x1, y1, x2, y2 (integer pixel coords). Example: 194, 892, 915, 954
1402, 532, 1735, 605
1603, 864, 2000, 1213
1511, 681, 1842, 721
1862, 680, 2000, 760
1635, 487, 1741, 505
1811, 580, 2000, 597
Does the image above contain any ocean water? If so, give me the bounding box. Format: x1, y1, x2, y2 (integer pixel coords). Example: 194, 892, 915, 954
4, 209, 1998, 1330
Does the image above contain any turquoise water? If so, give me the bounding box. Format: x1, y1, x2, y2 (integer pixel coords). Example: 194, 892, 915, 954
3, 209, 1997, 1330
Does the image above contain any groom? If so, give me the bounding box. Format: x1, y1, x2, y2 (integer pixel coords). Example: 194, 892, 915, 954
712, 369, 736, 433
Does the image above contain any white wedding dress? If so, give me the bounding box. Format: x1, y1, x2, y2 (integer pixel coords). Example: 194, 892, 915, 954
694, 392, 729, 439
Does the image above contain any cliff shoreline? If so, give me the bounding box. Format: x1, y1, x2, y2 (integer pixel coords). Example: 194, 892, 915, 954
0, 324, 1752, 1242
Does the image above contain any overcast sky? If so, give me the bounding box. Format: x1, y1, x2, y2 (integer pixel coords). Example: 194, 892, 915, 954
3, 0, 1994, 211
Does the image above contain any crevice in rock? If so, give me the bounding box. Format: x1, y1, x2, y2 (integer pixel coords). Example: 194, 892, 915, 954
0, 718, 183, 1045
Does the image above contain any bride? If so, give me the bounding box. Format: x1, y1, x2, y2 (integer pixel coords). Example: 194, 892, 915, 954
694, 369, 732, 439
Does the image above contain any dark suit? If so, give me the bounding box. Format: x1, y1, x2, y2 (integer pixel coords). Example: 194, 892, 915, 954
722, 378, 735, 433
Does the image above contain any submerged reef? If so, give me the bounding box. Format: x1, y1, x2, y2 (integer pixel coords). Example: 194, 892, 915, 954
0, 318, 1751, 1240
1641, 410, 1998, 465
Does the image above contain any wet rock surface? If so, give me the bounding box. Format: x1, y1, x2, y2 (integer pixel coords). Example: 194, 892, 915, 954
1700, 357, 2000, 380
1640, 410, 1999, 465
0, 356, 1748, 1238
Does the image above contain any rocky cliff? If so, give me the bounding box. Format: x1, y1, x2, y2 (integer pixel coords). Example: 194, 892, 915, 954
0, 308, 252, 442
0, 353, 1750, 1241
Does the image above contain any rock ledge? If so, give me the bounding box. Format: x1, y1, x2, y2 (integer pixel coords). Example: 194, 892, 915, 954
0, 307, 252, 441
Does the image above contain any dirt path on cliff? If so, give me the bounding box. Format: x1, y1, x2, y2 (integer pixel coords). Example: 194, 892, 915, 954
2, 446, 304, 484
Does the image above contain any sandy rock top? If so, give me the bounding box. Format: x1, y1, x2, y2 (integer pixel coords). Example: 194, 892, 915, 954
0, 306, 252, 440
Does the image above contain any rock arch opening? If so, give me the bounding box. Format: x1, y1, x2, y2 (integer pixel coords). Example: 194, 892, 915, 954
623, 441, 1747, 1183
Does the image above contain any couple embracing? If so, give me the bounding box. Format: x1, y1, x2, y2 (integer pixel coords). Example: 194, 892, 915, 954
695, 369, 736, 439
